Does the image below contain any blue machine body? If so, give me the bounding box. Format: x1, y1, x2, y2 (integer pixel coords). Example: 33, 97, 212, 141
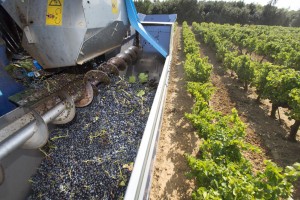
125, 0, 168, 58
0, 44, 24, 116
138, 14, 177, 55
0, 45, 8, 67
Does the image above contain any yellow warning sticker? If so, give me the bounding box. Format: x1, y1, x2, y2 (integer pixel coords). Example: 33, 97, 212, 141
111, 0, 118, 14
46, 0, 64, 26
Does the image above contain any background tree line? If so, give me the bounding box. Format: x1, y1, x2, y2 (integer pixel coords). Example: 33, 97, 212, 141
134, 0, 300, 27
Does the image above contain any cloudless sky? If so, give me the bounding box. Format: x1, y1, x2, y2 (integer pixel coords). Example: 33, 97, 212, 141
215, 0, 300, 11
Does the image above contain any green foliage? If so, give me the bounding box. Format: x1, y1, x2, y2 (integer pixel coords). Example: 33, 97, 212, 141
138, 73, 148, 83
183, 22, 200, 54
128, 75, 136, 84
263, 68, 300, 105
134, 0, 153, 14
182, 22, 212, 83
187, 82, 214, 103
223, 51, 238, 71
192, 21, 300, 136
137, 90, 145, 97
184, 54, 212, 82
184, 22, 300, 199
4, 59, 35, 76
187, 157, 255, 200
194, 22, 300, 70
188, 156, 300, 200
185, 78, 300, 199
253, 161, 300, 199
135, 0, 298, 27
288, 88, 300, 121
235, 55, 256, 90
253, 62, 284, 98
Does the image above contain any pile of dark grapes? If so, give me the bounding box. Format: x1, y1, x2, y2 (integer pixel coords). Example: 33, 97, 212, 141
28, 76, 156, 199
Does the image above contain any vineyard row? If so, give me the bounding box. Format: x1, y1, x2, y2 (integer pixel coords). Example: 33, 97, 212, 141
182, 21, 300, 199
197, 23, 300, 70
192, 22, 300, 141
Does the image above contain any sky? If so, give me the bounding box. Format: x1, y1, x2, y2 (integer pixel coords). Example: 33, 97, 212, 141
213, 0, 300, 11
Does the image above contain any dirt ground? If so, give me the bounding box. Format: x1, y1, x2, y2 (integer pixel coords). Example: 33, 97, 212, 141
150, 27, 300, 199
149, 27, 200, 200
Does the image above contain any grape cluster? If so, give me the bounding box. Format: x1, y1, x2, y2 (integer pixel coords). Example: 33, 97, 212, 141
27, 76, 156, 200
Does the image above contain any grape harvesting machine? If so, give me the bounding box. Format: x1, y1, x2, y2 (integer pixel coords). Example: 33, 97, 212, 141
0, 0, 176, 199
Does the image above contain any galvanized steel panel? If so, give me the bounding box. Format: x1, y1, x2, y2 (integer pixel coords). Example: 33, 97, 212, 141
2, 0, 129, 68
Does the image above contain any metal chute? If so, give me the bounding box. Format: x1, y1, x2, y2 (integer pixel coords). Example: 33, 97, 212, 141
125, 0, 168, 58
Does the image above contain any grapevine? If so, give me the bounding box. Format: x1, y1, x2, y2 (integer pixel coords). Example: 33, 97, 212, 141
192, 22, 300, 141
182, 21, 300, 199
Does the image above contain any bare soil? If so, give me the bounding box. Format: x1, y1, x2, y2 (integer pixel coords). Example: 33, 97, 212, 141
150, 27, 200, 200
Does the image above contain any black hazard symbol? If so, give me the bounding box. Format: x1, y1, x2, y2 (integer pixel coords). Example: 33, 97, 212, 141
49, 0, 62, 6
